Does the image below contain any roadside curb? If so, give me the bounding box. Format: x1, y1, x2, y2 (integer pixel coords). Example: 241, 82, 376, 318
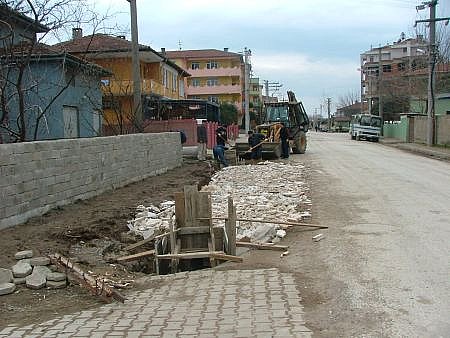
380, 139, 450, 162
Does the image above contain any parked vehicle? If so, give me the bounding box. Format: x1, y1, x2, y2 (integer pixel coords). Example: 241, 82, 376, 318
350, 114, 382, 142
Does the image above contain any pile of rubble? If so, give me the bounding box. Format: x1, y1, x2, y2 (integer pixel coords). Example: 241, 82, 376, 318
126, 201, 176, 239
0, 250, 67, 296
203, 161, 311, 241
124, 162, 311, 245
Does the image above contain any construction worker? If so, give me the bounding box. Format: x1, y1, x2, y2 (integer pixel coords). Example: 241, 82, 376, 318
280, 122, 290, 158
216, 125, 228, 146
196, 120, 207, 161
248, 130, 265, 161
213, 144, 228, 167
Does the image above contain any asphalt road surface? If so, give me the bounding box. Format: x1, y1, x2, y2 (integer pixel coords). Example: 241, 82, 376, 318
299, 132, 450, 337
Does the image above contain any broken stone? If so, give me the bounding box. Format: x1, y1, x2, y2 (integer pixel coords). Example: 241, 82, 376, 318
0, 268, 13, 284
312, 233, 325, 242
15, 250, 33, 260
48, 265, 58, 272
29, 256, 50, 266
0, 283, 16, 295
33, 266, 52, 277
12, 262, 32, 278
25, 273, 47, 290
13, 277, 26, 285
46, 272, 66, 282
46, 280, 67, 289
276, 229, 287, 238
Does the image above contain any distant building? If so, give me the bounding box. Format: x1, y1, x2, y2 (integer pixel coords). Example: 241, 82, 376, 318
55, 32, 190, 130
0, 5, 108, 142
336, 102, 368, 118
360, 35, 428, 119
166, 49, 244, 115
249, 78, 263, 123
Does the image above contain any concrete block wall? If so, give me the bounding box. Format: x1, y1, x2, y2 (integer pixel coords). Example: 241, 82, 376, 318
0, 133, 182, 229
436, 115, 450, 146
413, 116, 427, 144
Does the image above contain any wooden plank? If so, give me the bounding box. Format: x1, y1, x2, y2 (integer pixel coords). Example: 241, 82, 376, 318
210, 252, 243, 263
154, 239, 160, 275
169, 216, 176, 273
177, 226, 211, 235
49, 253, 126, 303
227, 197, 236, 256
116, 250, 155, 262
156, 251, 242, 263
236, 242, 288, 251
208, 239, 216, 267
198, 217, 328, 229
174, 192, 185, 227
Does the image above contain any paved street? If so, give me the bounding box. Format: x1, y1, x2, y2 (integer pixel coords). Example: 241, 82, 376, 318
0, 269, 311, 337
298, 132, 450, 337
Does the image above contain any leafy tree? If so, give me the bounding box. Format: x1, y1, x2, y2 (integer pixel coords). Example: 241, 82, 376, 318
219, 102, 238, 126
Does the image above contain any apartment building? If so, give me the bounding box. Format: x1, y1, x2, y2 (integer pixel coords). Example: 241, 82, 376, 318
166, 49, 244, 114
55, 31, 189, 128
360, 35, 428, 116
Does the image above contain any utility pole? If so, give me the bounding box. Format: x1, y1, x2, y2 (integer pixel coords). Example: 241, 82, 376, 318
128, 0, 142, 132
327, 98, 331, 132
415, 0, 449, 146
244, 47, 251, 132
263, 80, 282, 102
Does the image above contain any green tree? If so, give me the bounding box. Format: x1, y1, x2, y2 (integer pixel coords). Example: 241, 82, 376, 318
219, 102, 238, 125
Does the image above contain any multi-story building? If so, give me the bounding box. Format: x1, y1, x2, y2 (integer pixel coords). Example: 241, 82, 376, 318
166, 49, 244, 114
249, 78, 263, 123
360, 35, 428, 119
55, 31, 190, 130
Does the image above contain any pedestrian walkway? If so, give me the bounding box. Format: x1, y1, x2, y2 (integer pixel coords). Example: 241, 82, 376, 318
381, 138, 450, 162
0, 269, 311, 338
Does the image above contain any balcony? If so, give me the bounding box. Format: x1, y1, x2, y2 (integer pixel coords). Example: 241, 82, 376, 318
186, 84, 242, 95
101, 79, 179, 99
188, 67, 242, 78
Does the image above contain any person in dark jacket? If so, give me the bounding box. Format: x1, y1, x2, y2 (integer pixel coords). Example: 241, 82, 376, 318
197, 120, 207, 161
248, 130, 265, 161
280, 123, 290, 158
216, 125, 228, 146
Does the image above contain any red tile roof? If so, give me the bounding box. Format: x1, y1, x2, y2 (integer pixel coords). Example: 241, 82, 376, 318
54, 34, 153, 53
165, 49, 242, 60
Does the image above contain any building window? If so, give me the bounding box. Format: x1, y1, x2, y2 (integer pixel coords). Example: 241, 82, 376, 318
208, 96, 219, 103
163, 69, 168, 88
369, 56, 374, 62
403, 47, 407, 53
206, 60, 219, 69
172, 73, 177, 91
191, 62, 200, 70
382, 64, 391, 73
206, 78, 219, 86
191, 79, 200, 87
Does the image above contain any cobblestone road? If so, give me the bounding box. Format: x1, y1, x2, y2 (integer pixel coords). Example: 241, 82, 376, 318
0, 268, 311, 337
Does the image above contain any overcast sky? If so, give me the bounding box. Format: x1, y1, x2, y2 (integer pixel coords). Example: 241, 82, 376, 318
87, 0, 449, 115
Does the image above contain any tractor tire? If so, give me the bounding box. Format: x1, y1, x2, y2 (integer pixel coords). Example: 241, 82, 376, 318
292, 132, 307, 154
356, 135, 361, 141
351, 133, 356, 140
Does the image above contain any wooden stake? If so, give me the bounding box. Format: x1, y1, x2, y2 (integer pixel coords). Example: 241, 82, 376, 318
236, 242, 288, 251
49, 253, 126, 303
116, 250, 155, 262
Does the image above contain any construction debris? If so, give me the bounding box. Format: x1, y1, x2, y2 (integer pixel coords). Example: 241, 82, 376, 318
312, 233, 325, 242
202, 161, 312, 242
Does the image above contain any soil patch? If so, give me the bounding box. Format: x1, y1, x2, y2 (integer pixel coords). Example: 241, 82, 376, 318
0, 159, 212, 328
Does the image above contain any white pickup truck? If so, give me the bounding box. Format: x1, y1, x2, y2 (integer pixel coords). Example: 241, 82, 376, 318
350, 114, 382, 142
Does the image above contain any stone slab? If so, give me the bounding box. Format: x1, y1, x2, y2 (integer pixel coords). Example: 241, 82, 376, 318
13, 277, 26, 285
0, 282, 16, 295
26, 272, 47, 290
0, 268, 13, 283
15, 250, 33, 260
46, 272, 66, 282
46, 280, 67, 289
33, 266, 52, 277
29, 256, 50, 266
12, 262, 32, 278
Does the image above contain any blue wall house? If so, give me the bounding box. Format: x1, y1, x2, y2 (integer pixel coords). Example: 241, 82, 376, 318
0, 5, 110, 143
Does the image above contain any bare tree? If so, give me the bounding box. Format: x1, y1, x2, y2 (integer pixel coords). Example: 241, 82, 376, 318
0, 0, 118, 142
337, 90, 359, 108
